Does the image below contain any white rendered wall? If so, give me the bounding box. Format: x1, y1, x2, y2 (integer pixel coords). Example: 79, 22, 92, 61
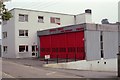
75, 13, 92, 24
2, 10, 16, 58
14, 8, 75, 58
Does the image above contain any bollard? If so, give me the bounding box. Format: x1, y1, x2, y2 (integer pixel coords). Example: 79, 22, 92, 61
75, 53, 76, 61
66, 54, 68, 62
46, 59, 49, 64
57, 54, 58, 63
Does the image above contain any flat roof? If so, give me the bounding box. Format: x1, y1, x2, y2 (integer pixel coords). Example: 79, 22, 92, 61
10, 8, 74, 16
37, 23, 119, 36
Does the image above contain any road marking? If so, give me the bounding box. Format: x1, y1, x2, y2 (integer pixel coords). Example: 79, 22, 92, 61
2, 72, 15, 78
46, 72, 56, 75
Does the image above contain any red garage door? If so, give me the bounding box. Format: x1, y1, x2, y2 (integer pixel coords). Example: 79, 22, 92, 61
75, 31, 85, 60
39, 31, 85, 60
40, 35, 51, 58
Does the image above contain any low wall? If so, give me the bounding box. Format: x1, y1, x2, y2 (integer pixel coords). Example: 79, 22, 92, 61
43, 58, 117, 71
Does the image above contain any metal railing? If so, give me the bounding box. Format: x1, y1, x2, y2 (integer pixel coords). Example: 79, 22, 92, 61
43, 53, 80, 64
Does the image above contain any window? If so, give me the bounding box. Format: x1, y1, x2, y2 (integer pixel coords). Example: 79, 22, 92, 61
3, 32, 7, 39
3, 46, 7, 52
38, 16, 44, 23
50, 17, 60, 25
19, 14, 28, 22
100, 31, 104, 58
19, 45, 28, 52
101, 50, 104, 58
19, 30, 28, 36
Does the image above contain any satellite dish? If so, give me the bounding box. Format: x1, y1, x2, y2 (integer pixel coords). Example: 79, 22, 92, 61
101, 19, 109, 24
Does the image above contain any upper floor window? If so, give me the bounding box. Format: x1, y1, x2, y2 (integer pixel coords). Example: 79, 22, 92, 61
3, 46, 7, 52
50, 17, 60, 25
3, 32, 7, 39
19, 30, 28, 37
38, 16, 44, 23
19, 14, 28, 22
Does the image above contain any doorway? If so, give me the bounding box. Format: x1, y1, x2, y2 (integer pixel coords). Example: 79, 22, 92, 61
32, 45, 38, 57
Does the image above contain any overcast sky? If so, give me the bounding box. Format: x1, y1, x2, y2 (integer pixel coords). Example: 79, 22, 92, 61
0, 0, 119, 39
5, 0, 119, 23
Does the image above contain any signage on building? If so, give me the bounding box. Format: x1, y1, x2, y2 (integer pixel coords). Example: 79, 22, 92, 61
45, 55, 50, 59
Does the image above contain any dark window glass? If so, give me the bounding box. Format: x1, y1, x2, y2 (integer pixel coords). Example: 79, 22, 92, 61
19, 46, 25, 52
38, 16, 44, 23
26, 46, 28, 52
25, 30, 28, 36
101, 42, 103, 49
19, 30, 24, 36
19, 45, 28, 52
101, 50, 104, 58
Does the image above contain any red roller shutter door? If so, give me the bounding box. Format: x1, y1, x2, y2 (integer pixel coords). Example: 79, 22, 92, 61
39, 30, 85, 60
75, 31, 85, 60
51, 34, 66, 59
66, 32, 76, 59
51, 34, 59, 58
58, 33, 66, 58
39, 35, 51, 58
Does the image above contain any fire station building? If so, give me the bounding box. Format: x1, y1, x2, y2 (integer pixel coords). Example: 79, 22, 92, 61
2, 8, 119, 62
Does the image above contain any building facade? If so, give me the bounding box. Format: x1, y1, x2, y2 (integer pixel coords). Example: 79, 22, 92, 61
39, 23, 119, 72
2, 8, 92, 58
38, 23, 119, 61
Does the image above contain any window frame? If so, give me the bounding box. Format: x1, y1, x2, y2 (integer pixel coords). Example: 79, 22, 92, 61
19, 45, 28, 53
3, 32, 7, 39
19, 14, 28, 22
38, 16, 44, 23
19, 30, 28, 37
50, 17, 60, 25
3, 46, 7, 53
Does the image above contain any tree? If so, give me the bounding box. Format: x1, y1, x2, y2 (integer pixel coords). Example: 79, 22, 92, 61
0, 0, 12, 21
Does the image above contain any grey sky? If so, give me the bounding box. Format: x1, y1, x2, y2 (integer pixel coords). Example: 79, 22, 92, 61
5, 0, 119, 23
0, 0, 119, 39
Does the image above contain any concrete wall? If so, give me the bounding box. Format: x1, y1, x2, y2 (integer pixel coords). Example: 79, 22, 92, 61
103, 31, 118, 59
44, 58, 117, 72
85, 24, 118, 60
85, 30, 101, 60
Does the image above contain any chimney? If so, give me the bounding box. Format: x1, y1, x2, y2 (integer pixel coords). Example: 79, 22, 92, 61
85, 9, 92, 14
75, 9, 92, 24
